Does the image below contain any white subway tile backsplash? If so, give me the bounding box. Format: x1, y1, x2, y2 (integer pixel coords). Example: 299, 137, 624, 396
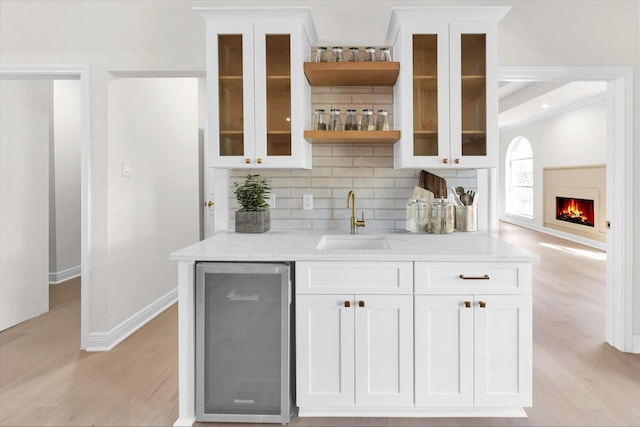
332, 167, 374, 177
291, 167, 332, 177
226, 75, 483, 232
331, 145, 374, 157
353, 157, 393, 167
313, 156, 353, 167
353, 177, 395, 188
333, 188, 374, 198
312, 146, 333, 156
312, 177, 354, 188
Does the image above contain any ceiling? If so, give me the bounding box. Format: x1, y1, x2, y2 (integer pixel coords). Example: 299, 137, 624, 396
498, 80, 607, 129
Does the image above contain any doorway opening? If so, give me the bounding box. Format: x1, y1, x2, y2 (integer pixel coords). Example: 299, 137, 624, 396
497, 66, 634, 353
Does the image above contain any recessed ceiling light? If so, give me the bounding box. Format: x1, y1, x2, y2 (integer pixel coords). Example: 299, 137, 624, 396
541, 103, 550, 109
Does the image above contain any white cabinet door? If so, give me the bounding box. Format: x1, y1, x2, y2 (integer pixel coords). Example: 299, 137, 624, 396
389, 8, 506, 169
474, 295, 532, 407
449, 22, 498, 169
296, 295, 355, 408
201, 9, 314, 170
392, 21, 450, 169
414, 296, 473, 407
206, 21, 255, 168
354, 295, 413, 407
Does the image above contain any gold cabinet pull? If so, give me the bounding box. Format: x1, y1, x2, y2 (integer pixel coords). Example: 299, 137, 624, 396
478, 301, 487, 308
358, 300, 365, 308
203, 201, 214, 207
244, 158, 251, 164
454, 158, 460, 164
344, 300, 351, 308
464, 301, 471, 308
256, 158, 263, 164
442, 158, 449, 164
459, 274, 490, 280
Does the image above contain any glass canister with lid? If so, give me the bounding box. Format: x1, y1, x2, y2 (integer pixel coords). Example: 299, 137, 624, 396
344, 109, 358, 130
360, 109, 375, 131
406, 198, 429, 233
429, 197, 455, 234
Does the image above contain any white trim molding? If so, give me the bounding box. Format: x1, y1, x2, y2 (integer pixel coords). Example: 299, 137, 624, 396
49, 265, 81, 284
1, 64, 92, 350
498, 66, 635, 353
85, 287, 177, 352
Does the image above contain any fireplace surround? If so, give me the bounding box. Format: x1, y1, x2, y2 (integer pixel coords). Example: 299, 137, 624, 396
543, 165, 606, 243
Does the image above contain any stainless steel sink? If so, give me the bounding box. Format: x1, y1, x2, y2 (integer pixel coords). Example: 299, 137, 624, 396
316, 234, 391, 250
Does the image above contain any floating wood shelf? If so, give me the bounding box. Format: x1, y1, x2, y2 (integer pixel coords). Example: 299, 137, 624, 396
303, 62, 400, 86
304, 130, 401, 144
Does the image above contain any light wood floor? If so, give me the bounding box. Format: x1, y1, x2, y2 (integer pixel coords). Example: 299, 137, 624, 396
1, 223, 639, 426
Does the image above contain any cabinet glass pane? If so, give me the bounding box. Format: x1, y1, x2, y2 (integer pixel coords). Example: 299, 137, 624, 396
266, 34, 291, 156
218, 35, 244, 157
460, 34, 486, 156
412, 34, 439, 157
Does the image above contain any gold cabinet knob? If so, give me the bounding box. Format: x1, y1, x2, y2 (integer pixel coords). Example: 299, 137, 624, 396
464, 301, 471, 308
244, 158, 251, 164
454, 158, 460, 164
344, 300, 351, 308
478, 301, 487, 308
256, 158, 263, 164
203, 201, 214, 207
442, 158, 449, 164
358, 300, 365, 308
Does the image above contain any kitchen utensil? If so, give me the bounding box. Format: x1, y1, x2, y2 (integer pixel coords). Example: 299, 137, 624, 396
472, 191, 478, 206
466, 190, 475, 205
419, 170, 447, 198
413, 186, 434, 204
451, 186, 463, 206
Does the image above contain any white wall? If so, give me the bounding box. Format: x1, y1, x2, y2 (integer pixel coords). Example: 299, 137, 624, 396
1, 0, 637, 337
499, 101, 607, 228
107, 78, 199, 330
0, 80, 51, 330
49, 80, 81, 282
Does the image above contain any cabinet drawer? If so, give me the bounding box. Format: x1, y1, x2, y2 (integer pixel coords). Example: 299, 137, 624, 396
414, 262, 531, 294
296, 261, 413, 294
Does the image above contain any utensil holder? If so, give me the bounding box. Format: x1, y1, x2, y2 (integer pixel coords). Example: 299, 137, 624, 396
455, 205, 477, 232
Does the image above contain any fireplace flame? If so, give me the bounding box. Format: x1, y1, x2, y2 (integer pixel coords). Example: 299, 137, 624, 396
556, 197, 595, 227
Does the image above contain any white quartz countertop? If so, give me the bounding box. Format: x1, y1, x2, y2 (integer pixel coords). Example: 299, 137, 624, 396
170, 229, 539, 262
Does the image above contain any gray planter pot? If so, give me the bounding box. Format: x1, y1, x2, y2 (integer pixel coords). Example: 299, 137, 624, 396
235, 210, 270, 233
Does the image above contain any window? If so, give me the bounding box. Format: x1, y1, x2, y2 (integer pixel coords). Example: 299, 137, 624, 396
505, 137, 533, 217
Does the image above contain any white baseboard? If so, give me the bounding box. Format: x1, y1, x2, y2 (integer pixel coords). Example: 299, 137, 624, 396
500, 216, 606, 251
49, 265, 81, 284
85, 287, 177, 352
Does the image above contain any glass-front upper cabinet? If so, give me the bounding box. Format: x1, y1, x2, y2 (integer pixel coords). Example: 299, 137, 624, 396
388, 8, 508, 169
198, 8, 317, 169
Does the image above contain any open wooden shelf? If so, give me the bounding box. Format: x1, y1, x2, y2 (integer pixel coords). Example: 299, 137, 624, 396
304, 130, 401, 144
304, 62, 400, 86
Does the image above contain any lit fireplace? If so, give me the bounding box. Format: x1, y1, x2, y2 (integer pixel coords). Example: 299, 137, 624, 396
555, 197, 595, 227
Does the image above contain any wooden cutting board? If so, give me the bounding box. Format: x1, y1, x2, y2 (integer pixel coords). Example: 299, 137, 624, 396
418, 170, 447, 198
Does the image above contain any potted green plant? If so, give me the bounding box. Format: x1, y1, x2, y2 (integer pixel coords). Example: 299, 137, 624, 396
233, 173, 272, 233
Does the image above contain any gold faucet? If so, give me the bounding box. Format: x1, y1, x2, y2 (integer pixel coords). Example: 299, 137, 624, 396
347, 190, 365, 234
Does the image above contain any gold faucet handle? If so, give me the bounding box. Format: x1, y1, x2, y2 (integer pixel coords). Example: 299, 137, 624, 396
357, 211, 366, 226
